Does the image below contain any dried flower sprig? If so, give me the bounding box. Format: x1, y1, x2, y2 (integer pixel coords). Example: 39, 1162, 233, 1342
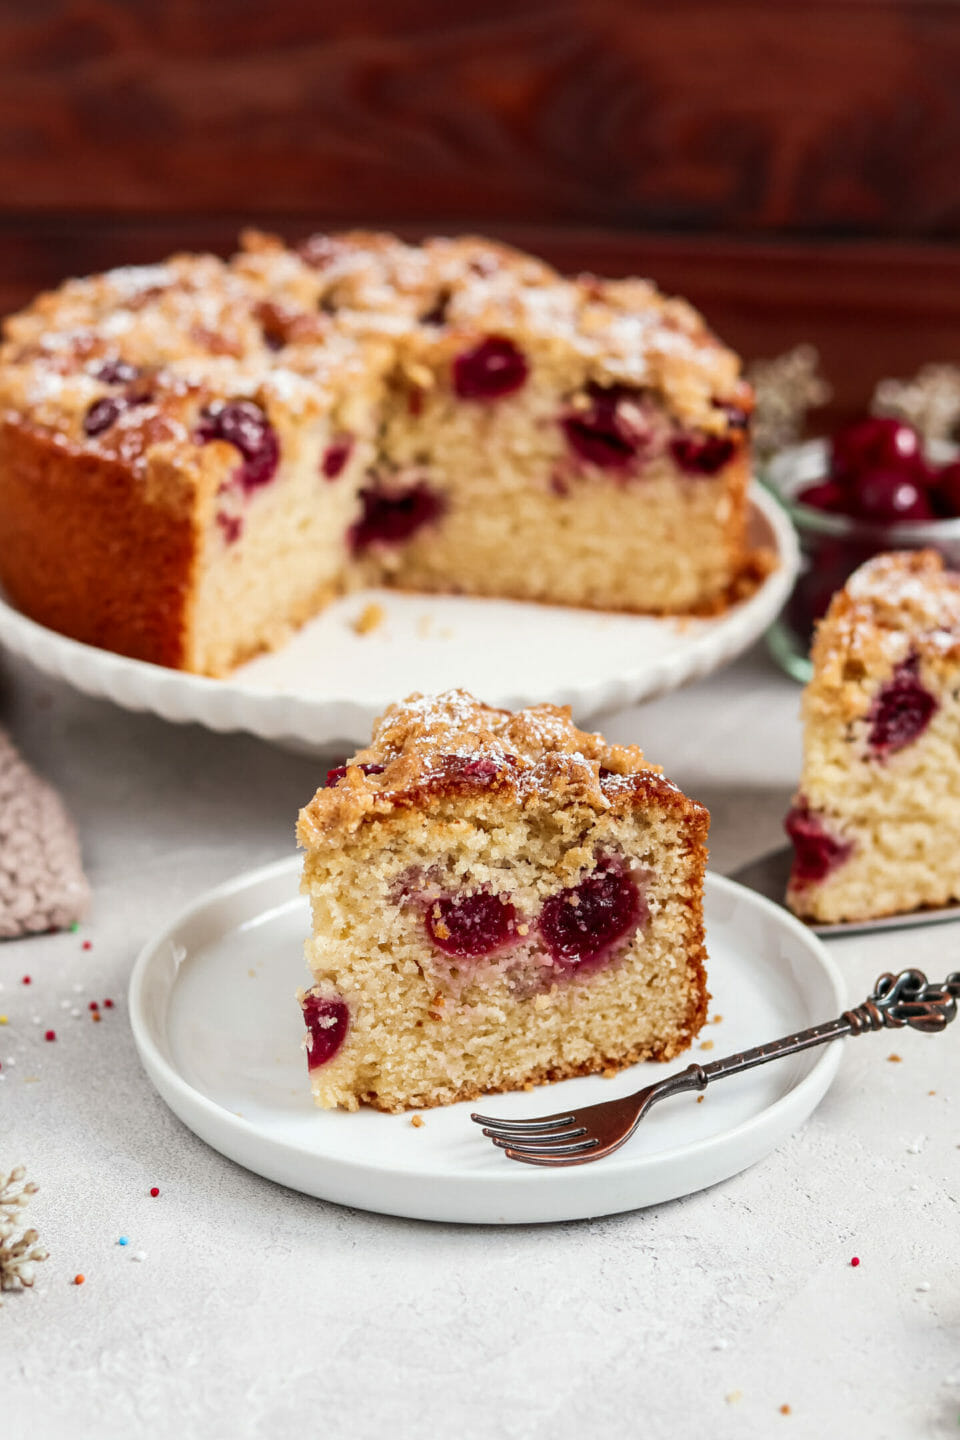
0, 1166, 48, 1300
872, 363, 960, 446
746, 344, 832, 460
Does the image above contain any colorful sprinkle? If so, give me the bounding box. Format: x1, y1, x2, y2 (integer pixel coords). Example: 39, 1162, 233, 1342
780, 1404, 792, 1416
22, 976, 31, 986
117, 1236, 129, 1247
73, 1273, 85, 1286
82, 941, 92, 951
131, 1250, 147, 1262
0, 1016, 7, 1025
888, 1053, 903, 1063
70, 922, 79, 933
44, 1030, 56, 1042
92, 1012, 102, 1023
88, 1002, 99, 1011
850, 1256, 861, 1267
103, 999, 114, 1009
149, 1187, 160, 1198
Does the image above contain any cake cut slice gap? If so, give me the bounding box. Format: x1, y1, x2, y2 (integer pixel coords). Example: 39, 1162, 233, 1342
786, 549, 960, 924
296, 690, 709, 1111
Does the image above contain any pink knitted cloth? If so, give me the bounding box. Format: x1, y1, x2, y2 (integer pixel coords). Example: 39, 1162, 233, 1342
0, 728, 89, 938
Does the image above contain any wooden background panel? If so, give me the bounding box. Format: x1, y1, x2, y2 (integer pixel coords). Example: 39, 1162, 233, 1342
1, 0, 958, 418
1, 0, 959, 235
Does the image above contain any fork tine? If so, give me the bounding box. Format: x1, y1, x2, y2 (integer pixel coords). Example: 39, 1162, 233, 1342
470, 1111, 574, 1131
482, 1124, 586, 1144
502, 1145, 608, 1167
491, 1136, 599, 1157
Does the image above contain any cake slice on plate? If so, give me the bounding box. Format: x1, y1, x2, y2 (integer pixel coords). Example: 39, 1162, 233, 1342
786, 550, 960, 924
296, 690, 709, 1112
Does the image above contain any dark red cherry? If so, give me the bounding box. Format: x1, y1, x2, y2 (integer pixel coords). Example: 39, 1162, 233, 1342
670, 432, 736, 476
439, 755, 499, 784
795, 481, 850, 514
452, 336, 528, 400
563, 385, 650, 469
933, 461, 960, 518
426, 892, 517, 958
301, 992, 349, 1069
216, 511, 243, 544
195, 400, 279, 492
867, 655, 937, 756
321, 434, 353, 480
94, 358, 140, 385
851, 470, 934, 523
785, 803, 852, 885
831, 416, 924, 482
325, 761, 386, 787
539, 861, 642, 972
83, 395, 128, 436
349, 482, 444, 551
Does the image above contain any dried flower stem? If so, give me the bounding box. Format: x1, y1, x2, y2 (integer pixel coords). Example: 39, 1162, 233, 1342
0, 1166, 49, 1300
746, 344, 832, 461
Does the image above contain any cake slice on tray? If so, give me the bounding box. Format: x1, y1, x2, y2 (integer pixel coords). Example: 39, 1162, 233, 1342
786, 550, 960, 924
0, 230, 758, 676
296, 690, 709, 1112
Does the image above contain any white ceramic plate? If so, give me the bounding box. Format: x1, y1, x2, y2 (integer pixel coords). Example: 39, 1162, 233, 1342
0, 485, 797, 749
129, 857, 845, 1225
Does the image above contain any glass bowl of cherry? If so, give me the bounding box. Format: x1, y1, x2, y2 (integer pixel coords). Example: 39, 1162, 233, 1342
764, 415, 960, 680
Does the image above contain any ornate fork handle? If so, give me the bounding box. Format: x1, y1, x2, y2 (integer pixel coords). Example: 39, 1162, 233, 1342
695, 968, 960, 1089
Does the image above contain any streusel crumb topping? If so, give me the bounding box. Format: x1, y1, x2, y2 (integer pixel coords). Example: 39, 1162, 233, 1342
816, 552, 960, 673
1, 229, 749, 461
297, 690, 688, 842
805, 551, 960, 732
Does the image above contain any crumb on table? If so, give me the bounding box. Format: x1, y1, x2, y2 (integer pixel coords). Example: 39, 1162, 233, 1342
410, 1114, 424, 1128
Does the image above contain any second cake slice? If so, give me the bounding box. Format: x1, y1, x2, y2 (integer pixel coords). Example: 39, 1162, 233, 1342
786, 550, 960, 923
297, 690, 709, 1111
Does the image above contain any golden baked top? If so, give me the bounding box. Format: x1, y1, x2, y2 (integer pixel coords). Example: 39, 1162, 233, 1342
0, 229, 749, 459
807, 550, 960, 721
297, 688, 704, 844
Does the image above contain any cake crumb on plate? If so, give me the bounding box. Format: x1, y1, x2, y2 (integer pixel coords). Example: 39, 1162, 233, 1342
352, 602, 386, 636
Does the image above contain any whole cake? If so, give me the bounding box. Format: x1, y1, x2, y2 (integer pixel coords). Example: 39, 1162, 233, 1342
0, 231, 754, 675
786, 550, 960, 923
296, 690, 709, 1112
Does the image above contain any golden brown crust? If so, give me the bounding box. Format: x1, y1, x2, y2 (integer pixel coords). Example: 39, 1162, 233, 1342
0, 420, 203, 667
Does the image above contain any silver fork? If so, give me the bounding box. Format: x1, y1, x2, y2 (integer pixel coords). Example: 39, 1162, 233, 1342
471, 969, 960, 1167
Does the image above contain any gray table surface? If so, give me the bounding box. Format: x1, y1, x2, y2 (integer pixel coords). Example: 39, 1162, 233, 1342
1, 644, 957, 1440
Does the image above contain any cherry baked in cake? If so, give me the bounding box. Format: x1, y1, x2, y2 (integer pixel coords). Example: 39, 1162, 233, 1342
296, 690, 709, 1112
